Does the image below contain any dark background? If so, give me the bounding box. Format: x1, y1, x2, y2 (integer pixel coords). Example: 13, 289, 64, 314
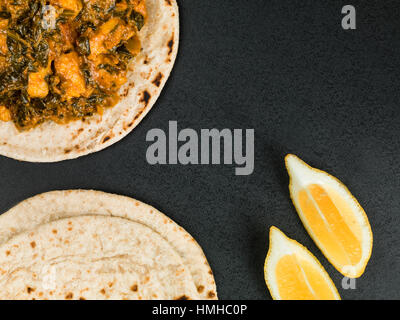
0, 0, 399, 300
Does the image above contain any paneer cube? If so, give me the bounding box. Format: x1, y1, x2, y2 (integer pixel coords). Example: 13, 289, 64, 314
50, 0, 83, 12
0, 19, 8, 55
27, 69, 50, 98
89, 18, 135, 60
54, 51, 87, 99
0, 105, 11, 122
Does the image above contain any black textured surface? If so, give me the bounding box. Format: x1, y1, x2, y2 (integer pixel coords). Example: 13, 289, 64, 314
0, 0, 399, 300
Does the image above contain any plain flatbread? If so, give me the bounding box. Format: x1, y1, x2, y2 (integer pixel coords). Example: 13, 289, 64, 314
0, 216, 200, 300
0, 0, 179, 162
0, 190, 217, 300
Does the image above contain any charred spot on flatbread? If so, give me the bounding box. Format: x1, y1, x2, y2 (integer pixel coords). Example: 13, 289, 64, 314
26, 287, 35, 294
102, 135, 111, 143
152, 73, 164, 87
167, 36, 174, 55
130, 284, 138, 292
65, 292, 73, 300
140, 90, 151, 106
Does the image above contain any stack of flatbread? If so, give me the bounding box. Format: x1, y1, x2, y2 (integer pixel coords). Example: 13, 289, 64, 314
0, 190, 217, 300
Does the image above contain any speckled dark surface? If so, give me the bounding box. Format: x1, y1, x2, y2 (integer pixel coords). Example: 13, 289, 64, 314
0, 0, 399, 300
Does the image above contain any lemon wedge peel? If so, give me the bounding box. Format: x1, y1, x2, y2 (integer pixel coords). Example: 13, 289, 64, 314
264, 226, 341, 300
285, 154, 373, 278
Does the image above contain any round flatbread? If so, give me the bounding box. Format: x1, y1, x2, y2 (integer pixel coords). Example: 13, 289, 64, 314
0, 190, 217, 300
0, 0, 179, 162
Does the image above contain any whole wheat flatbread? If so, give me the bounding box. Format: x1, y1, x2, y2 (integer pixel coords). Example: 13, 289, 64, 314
0, 190, 217, 300
0, 0, 179, 162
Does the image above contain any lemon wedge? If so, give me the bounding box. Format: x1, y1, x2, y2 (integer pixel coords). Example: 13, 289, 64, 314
264, 227, 340, 300
285, 154, 373, 278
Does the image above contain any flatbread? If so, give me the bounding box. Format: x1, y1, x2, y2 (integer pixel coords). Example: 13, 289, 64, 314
0, 216, 200, 300
0, 0, 179, 162
0, 190, 217, 300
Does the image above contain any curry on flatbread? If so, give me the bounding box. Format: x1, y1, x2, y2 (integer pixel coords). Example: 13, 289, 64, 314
0, 0, 179, 161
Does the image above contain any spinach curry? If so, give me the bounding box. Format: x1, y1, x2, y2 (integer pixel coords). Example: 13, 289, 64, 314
0, 0, 147, 130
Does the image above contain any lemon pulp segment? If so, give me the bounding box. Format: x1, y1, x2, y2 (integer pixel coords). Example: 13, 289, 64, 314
298, 184, 362, 267
276, 254, 338, 300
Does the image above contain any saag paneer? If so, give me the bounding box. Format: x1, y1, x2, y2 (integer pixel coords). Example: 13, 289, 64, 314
0, 0, 146, 130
